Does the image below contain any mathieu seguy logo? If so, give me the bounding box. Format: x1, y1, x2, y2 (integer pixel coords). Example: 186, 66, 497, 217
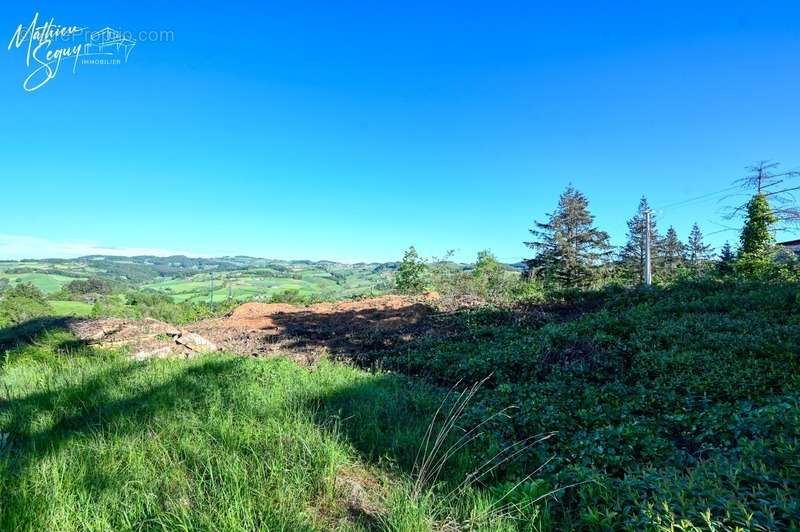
7, 12, 137, 92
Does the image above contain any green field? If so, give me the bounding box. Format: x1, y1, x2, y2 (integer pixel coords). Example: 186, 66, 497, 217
0, 257, 395, 303
0, 273, 81, 294
143, 269, 388, 303
143, 276, 318, 303
48, 300, 93, 317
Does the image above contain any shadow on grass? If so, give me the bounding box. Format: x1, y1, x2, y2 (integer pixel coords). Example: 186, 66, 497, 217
0, 337, 245, 523
307, 371, 483, 485
1, 324, 433, 530
266, 302, 437, 362
263, 297, 598, 371
0, 317, 73, 355
1, 318, 434, 478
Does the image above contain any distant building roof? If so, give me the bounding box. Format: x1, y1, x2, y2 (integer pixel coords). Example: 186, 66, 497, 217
778, 239, 800, 251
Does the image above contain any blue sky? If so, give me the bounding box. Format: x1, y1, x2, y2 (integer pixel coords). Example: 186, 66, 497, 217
1, 1, 799, 262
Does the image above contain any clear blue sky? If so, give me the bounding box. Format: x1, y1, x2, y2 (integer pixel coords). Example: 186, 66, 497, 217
2, 1, 799, 262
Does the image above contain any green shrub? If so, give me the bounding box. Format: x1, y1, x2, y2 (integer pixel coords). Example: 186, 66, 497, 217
90, 290, 236, 324
376, 280, 800, 529
470, 250, 509, 301
395, 246, 427, 294
269, 288, 315, 305
0, 283, 52, 327
66, 277, 113, 295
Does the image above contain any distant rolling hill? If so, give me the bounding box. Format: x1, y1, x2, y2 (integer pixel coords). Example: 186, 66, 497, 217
0, 255, 525, 303
0, 255, 398, 302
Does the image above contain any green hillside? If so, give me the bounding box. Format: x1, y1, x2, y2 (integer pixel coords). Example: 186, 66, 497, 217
1, 280, 798, 530
0, 256, 399, 303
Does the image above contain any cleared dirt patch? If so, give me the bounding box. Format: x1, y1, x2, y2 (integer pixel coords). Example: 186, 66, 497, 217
56, 293, 590, 364
186, 294, 439, 362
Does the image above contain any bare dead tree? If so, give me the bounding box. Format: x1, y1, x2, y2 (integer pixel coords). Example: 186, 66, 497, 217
723, 161, 800, 227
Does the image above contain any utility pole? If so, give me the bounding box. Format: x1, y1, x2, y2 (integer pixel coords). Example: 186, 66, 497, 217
644, 209, 652, 286
210, 273, 215, 309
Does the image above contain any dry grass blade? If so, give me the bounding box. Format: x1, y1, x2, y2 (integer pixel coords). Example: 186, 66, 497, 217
412, 375, 492, 496
411, 373, 564, 531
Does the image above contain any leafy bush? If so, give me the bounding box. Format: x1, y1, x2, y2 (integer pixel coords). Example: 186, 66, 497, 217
90, 290, 236, 324
0, 283, 52, 327
470, 250, 508, 300
376, 280, 800, 529
395, 246, 427, 294
269, 288, 316, 305
65, 277, 113, 296
426, 250, 545, 306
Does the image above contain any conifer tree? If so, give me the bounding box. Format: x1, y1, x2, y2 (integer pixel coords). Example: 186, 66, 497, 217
736, 193, 777, 277
525, 186, 611, 288
717, 241, 735, 275
739, 194, 776, 258
619, 197, 660, 283
687, 222, 713, 267
659, 226, 686, 277
731, 161, 800, 226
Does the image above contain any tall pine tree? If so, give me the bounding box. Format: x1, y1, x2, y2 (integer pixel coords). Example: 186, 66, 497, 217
525, 186, 611, 288
658, 226, 686, 278
736, 193, 777, 277
717, 241, 735, 275
619, 197, 659, 283
739, 193, 776, 258
687, 222, 713, 267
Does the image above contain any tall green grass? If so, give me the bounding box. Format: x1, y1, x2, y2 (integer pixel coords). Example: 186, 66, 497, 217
0, 331, 533, 531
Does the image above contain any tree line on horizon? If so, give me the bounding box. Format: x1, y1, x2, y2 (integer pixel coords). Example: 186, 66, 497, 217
397, 162, 799, 293
523, 163, 798, 288
523, 188, 718, 287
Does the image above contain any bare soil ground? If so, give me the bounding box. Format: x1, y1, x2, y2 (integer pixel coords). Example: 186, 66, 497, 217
59, 293, 596, 364
61, 294, 440, 363
186, 294, 440, 363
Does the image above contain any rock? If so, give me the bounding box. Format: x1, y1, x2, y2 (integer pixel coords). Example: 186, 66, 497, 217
143, 318, 181, 337
69, 318, 179, 343
66, 318, 218, 360
131, 345, 176, 361
175, 332, 218, 353
68, 318, 124, 341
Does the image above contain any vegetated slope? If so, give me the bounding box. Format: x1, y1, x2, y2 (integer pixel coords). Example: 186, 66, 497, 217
0, 318, 536, 531
0, 332, 457, 531
369, 280, 800, 529
1, 281, 798, 530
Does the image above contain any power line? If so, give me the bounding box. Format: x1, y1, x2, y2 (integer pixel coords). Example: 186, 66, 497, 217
706, 227, 738, 237
654, 185, 741, 212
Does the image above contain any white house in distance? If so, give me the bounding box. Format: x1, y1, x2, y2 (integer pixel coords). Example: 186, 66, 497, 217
83, 27, 136, 62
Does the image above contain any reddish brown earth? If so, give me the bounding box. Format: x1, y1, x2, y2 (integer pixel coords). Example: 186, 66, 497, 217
46, 293, 589, 364
64, 294, 440, 362
186, 294, 439, 362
